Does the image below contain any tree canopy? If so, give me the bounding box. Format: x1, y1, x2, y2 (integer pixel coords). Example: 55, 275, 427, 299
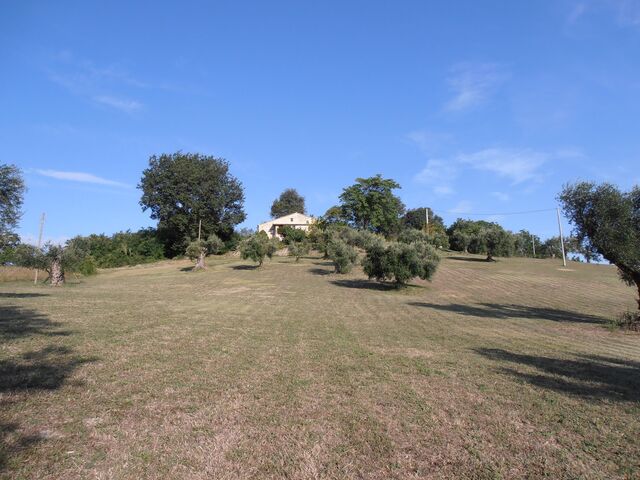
139, 152, 245, 257
559, 182, 640, 316
0, 164, 25, 252
338, 175, 405, 236
402, 207, 445, 233
270, 188, 305, 218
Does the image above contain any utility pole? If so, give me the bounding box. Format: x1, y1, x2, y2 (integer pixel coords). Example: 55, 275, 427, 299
556, 207, 567, 267
34, 213, 45, 285
425, 207, 429, 235
198, 219, 202, 241
532, 237, 536, 257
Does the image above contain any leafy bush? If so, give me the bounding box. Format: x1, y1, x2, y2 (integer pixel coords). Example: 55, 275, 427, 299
279, 225, 307, 245
288, 241, 310, 262
66, 228, 165, 268
398, 228, 449, 250
239, 232, 278, 266
326, 237, 357, 273
78, 256, 98, 276
363, 240, 440, 286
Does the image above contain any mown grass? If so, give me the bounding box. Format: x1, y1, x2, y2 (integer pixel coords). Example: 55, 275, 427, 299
0, 254, 639, 479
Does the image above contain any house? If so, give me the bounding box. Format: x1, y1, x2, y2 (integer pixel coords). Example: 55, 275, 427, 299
258, 212, 316, 239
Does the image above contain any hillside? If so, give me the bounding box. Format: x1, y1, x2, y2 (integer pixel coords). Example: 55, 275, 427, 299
1, 254, 638, 479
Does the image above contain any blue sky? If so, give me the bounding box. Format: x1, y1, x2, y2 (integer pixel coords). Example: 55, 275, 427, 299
2, 0, 639, 243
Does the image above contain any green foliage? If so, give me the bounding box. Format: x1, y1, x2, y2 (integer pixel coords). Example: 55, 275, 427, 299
447, 219, 513, 258
0, 164, 25, 253
362, 240, 440, 286
78, 256, 98, 276
139, 152, 246, 257
326, 237, 357, 273
288, 241, 310, 261
318, 206, 349, 227
66, 229, 165, 268
270, 188, 306, 218
338, 175, 405, 235
239, 232, 278, 266
402, 207, 445, 232
279, 225, 307, 245
482, 225, 514, 261
398, 228, 449, 249
185, 233, 224, 260
513, 230, 541, 257
14, 241, 88, 281
559, 182, 640, 314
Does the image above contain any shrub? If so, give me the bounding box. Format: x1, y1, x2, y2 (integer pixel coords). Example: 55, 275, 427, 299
363, 240, 440, 286
239, 232, 277, 266
398, 228, 449, 250
280, 226, 307, 245
288, 241, 310, 262
78, 255, 98, 276
327, 237, 357, 273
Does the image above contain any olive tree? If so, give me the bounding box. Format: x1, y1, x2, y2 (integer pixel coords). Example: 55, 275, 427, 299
326, 237, 357, 273
0, 164, 25, 254
239, 232, 278, 267
185, 233, 224, 270
15, 242, 86, 286
363, 240, 440, 286
559, 182, 640, 320
288, 241, 310, 262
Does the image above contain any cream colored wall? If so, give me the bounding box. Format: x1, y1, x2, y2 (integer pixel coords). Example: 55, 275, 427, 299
257, 213, 316, 239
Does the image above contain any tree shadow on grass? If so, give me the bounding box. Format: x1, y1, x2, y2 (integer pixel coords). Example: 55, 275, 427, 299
230, 264, 259, 270
475, 348, 640, 402
312, 261, 333, 267
0, 306, 72, 341
0, 306, 96, 471
308, 268, 333, 276
0, 422, 43, 472
0, 293, 50, 298
447, 256, 490, 263
408, 302, 607, 325
330, 279, 399, 291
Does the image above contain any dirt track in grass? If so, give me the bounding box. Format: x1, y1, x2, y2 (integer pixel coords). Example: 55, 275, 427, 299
1, 254, 639, 479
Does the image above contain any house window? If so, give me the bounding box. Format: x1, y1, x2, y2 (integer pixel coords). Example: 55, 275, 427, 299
291, 218, 293, 222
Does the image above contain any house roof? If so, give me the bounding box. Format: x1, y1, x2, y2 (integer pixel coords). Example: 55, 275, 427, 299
258, 212, 315, 228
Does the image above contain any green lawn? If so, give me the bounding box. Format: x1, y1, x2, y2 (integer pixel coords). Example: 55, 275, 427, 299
1, 254, 639, 479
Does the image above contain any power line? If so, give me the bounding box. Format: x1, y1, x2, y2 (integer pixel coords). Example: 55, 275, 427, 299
440, 208, 557, 217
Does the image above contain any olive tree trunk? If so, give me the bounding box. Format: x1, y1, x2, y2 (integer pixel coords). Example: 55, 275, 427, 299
50, 258, 65, 286
194, 250, 207, 270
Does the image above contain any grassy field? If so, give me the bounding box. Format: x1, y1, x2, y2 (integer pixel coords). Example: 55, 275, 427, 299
1, 253, 639, 479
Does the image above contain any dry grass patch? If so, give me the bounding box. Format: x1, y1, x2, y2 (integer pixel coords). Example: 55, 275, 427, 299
0, 255, 639, 479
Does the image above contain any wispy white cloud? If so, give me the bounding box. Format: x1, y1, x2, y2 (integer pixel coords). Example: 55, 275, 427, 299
568, 3, 588, 23
45, 51, 144, 113
566, 0, 640, 28
491, 191, 510, 202
458, 148, 549, 184
413, 159, 457, 196
35, 169, 130, 188
405, 130, 452, 155
93, 95, 142, 113
445, 62, 510, 112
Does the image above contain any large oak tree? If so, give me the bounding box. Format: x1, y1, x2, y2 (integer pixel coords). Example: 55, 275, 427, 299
139, 152, 245, 257
270, 188, 305, 218
338, 175, 405, 236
